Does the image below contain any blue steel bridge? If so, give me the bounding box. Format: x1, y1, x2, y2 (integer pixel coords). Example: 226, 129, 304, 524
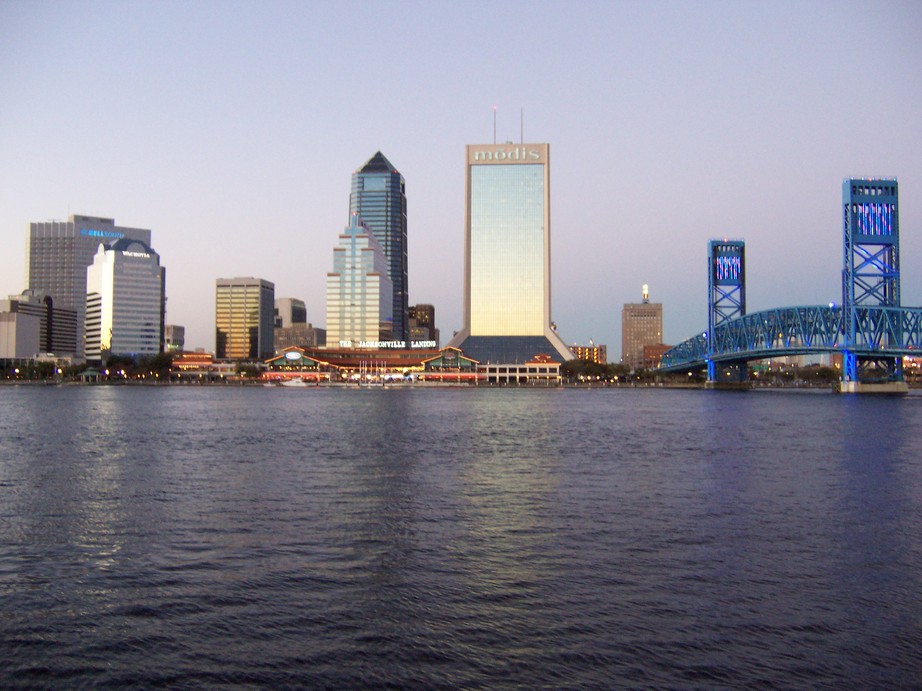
659, 179, 919, 392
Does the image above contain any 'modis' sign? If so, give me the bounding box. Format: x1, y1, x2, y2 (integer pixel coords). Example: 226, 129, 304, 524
472, 147, 541, 162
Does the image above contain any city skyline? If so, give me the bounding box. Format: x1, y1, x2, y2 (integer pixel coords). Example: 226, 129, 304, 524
2, 2, 921, 357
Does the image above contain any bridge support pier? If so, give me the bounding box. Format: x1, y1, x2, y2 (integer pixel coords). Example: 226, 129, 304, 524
837, 381, 908, 394
839, 351, 907, 394
705, 381, 751, 391
705, 360, 750, 390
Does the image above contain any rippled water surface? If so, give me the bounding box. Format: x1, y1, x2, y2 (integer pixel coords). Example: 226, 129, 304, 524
1, 385, 921, 687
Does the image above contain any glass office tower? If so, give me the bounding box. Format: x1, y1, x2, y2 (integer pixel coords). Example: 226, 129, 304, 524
448, 144, 572, 363
349, 152, 408, 344
215, 277, 275, 360
325, 214, 394, 347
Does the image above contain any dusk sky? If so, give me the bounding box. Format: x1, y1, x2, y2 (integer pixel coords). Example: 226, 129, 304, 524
2, 1, 921, 356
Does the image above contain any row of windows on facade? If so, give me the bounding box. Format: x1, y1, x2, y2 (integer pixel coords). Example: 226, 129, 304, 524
483, 366, 556, 374
850, 185, 896, 197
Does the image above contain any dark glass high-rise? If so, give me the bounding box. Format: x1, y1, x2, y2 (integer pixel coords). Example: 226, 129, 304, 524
349, 152, 409, 344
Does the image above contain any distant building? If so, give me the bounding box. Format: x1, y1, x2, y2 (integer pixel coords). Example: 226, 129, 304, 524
26, 214, 152, 358
642, 343, 672, 369
215, 277, 275, 360
350, 152, 409, 344
409, 304, 439, 346
274, 298, 307, 328
621, 285, 663, 371
0, 290, 77, 355
571, 343, 607, 364
480, 354, 561, 385
448, 143, 572, 363
274, 323, 326, 351
164, 324, 185, 352
170, 351, 237, 382
0, 311, 41, 359
85, 239, 166, 360
325, 214, 394, 347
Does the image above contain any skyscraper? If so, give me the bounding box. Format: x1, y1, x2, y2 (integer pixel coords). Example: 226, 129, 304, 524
274, 298, 307, 328
621, 285, 663, 371
26, 215, 152, 358
164, 324, 185, 352
409, 304, 439, 346
349, 152, 408, 343
448, 143, 572, 363
325, 214, 394, 347
215, 277, 275, 360
85, 239, 166, 360
0, 290, 78, 355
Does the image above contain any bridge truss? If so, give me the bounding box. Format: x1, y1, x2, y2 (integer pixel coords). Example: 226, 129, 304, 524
660, 305, 922, 372
659, 178, 917, 389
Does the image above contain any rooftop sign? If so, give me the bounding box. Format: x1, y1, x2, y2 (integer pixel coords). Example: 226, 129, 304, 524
81, 229, 125, 239
468, 143, 547, 164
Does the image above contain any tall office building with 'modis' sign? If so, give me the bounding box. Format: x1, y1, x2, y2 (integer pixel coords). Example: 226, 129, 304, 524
448, 143, 572, 363
25, 215, 152, 357
349, 152, 409, 344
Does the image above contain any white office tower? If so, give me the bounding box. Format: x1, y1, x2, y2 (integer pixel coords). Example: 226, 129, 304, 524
85, 239, 165, 360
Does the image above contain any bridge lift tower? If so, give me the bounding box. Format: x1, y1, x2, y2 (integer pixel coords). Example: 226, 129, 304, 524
841, 178, 903, 390
707, 240, 746, 383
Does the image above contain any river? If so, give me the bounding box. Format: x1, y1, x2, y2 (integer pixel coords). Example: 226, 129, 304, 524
1, 385, 920, 687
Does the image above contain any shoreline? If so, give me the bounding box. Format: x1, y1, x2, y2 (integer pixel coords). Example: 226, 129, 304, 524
4, 379, 917, 391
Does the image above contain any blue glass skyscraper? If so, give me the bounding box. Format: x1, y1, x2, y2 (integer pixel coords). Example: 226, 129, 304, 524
349, 152, 408, 344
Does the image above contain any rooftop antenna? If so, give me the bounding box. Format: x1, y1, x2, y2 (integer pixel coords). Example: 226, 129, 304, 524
493, 105, 497, 144
520, 107, 524, 144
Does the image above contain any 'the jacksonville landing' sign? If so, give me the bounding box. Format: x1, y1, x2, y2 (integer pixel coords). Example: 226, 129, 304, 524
469, 144, 546, 163
338, 340, 438, 349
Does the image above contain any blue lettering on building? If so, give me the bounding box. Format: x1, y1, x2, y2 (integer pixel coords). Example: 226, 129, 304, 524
81, 229, 125, 239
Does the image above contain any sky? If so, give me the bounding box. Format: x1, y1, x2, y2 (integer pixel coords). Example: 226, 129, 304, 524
2, 0, 921, 357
